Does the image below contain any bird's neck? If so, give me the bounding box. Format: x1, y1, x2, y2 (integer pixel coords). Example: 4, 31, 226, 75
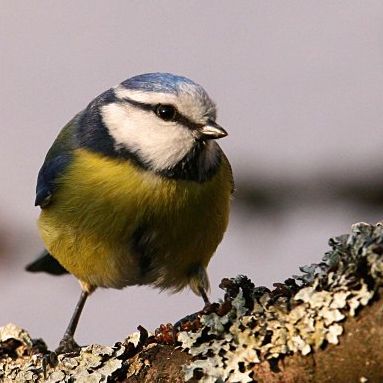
156, 140, 222, 183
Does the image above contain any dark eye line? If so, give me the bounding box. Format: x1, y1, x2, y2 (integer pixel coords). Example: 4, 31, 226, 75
121, 96, 203, 131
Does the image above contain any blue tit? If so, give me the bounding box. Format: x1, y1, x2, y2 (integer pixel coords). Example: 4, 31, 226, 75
26, 72, 233, 352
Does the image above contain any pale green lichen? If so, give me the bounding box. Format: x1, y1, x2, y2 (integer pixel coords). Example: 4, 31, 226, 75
0, 317, 157, 382
124, 331, 142, 348
0, 323, 33, 351
0, 323, 152, 382
180, 222, 383, 382
0, 337, 125, 383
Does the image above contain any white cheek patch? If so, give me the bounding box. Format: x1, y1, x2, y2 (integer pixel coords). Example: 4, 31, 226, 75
101, 103, 196, 171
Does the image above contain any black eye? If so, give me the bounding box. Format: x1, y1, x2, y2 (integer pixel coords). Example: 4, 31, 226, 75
155, 104, 177, 121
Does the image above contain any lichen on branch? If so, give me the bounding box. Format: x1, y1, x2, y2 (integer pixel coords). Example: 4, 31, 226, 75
0, 222, 382, 382
179, 222, 383, 382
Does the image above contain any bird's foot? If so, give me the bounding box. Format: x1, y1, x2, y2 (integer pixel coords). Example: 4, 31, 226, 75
172, 302, 219, 343
55, 334, 81, 355
41, 335, 81, 378
202, 301, 219, 314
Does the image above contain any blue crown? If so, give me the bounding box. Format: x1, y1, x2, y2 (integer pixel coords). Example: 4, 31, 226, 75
120, 72, 202, 94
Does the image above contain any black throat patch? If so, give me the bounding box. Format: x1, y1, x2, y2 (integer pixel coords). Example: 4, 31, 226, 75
76, 89, 221, 183
156, 141, 222, 183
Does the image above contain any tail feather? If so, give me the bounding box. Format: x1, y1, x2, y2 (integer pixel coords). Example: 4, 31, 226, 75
26, 250, 68, 276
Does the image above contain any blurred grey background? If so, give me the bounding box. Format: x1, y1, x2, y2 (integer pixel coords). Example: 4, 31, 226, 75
1, 1, 383, 348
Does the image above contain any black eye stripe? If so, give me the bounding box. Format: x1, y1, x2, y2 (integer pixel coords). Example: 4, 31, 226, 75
120, 96, 155, 112
120, 96, 203, 130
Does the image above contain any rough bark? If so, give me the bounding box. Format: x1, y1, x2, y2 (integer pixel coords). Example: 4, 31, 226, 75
1, 222, 382, 382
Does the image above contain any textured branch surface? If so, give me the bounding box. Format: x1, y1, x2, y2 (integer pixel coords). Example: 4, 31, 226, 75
1, 222, 383, 382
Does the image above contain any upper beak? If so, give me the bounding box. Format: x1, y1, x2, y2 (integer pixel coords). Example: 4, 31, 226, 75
199, 121, 228, 140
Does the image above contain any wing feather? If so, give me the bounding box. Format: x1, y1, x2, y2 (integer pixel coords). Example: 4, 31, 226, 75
35, 118, 77, 207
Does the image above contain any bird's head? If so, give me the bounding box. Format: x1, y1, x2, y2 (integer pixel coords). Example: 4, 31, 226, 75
79, 73, 227, 177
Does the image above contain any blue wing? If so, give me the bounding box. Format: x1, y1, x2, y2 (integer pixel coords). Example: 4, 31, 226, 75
35, 119, 77, 207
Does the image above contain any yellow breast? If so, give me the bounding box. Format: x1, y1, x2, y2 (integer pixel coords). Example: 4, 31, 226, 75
38, 148, 232, 290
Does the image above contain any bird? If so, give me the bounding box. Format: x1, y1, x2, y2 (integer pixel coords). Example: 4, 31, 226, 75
26, 72, 233, 353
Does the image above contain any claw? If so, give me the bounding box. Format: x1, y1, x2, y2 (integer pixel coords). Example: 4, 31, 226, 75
41, 351, 58, 379
55, 334, 81, 354
40, 335, 81, 379
172, 302, 219, 343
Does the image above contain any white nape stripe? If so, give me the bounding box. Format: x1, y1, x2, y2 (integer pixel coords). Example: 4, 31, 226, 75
115, 86, 178, 105
114, 85, 212, 125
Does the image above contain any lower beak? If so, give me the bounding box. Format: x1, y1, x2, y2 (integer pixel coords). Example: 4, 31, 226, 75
199, 121, 228, 140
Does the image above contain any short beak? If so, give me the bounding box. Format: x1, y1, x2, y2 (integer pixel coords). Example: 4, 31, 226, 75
199, 121, 228, 140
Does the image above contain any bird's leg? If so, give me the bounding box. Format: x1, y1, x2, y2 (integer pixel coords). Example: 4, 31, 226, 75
55, 290, 89, 354
55, 281, 95, 354
42, 283, 94, 376
198, 286, 211, 310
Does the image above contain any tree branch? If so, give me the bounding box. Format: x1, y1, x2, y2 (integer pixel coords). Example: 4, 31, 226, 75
1, 222, 382, 382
